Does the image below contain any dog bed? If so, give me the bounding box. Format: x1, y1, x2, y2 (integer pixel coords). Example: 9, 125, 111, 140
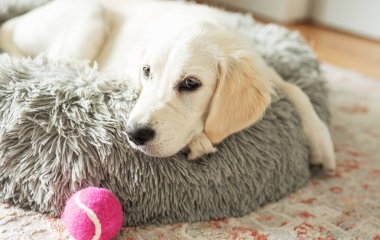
0, 3, 330, 226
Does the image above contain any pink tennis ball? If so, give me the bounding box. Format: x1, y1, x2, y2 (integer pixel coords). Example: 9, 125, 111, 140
61, 187, 123, 240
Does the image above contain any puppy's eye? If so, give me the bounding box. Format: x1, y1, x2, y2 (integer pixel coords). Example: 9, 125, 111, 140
178, 77, 201, 92
142, 65, 150, 79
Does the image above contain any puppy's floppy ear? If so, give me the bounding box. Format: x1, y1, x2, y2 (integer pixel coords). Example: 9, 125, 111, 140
205, 49, 274, 143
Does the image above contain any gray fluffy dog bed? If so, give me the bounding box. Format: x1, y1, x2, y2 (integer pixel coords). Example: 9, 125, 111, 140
0, 2, 329, 226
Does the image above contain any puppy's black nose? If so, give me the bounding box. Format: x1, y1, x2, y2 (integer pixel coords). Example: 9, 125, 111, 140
126, 125, 155, 146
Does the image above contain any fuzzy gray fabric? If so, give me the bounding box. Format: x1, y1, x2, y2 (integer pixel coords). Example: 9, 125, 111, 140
0, 9, 330, 226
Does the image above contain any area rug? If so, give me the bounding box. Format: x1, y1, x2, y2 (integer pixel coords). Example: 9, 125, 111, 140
1, 63, 379, 239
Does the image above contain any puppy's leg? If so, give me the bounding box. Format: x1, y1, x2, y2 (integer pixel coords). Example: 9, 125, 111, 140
0, 19, 24, 57
187, 133, 216, 160
269, 68, 336, 172
0, 0, 108, 60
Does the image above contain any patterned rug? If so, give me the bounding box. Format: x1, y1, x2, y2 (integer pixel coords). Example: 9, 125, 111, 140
1, 63, 379, 239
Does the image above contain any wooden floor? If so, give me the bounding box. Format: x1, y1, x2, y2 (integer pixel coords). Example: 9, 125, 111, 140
285, 23, 380, 79
196, 0, 380, 79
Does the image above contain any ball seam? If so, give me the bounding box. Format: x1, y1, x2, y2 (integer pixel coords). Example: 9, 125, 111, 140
74, 190, 102, 240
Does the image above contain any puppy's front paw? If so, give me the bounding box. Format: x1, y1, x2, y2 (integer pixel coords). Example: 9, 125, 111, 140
305, 120, 336, 173
187, 133, 216, 160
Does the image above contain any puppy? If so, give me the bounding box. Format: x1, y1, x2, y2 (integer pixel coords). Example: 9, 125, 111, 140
0, 0, 335, 170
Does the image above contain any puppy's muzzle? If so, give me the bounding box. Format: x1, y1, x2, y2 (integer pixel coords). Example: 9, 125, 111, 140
126, 124, 155, 146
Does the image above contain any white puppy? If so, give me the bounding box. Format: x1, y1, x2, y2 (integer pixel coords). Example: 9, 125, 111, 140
0, 0, 335, 170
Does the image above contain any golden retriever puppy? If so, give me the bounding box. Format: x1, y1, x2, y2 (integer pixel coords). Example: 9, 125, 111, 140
0, 0, 335, 171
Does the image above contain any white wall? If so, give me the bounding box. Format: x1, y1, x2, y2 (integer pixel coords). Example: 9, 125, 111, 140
213, 0, 380, 41
213, 0, 312, 22
312, 0, 380, 41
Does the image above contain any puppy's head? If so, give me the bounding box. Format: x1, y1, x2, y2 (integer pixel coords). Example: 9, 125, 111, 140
127, 21, 273, 157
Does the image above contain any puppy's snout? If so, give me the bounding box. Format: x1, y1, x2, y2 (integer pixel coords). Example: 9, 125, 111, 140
127, 124, 155, 146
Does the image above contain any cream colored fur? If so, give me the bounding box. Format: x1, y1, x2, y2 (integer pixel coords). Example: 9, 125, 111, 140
0, 0, 335, 171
